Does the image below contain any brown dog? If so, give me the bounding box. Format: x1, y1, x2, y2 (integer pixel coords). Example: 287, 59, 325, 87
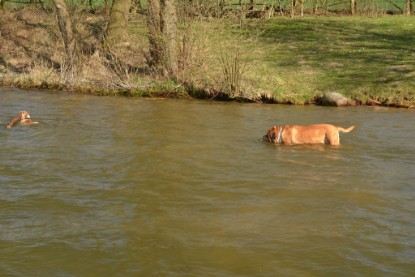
7, 111, 38, 128
264, 124, 355, 146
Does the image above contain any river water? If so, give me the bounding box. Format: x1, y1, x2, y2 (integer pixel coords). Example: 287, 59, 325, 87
1, 87, 414, 276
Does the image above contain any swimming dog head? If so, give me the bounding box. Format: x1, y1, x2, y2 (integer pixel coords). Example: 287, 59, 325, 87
7, 111, 32, 128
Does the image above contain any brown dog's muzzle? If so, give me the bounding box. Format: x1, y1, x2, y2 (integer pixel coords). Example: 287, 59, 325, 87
264, 126, 279, 143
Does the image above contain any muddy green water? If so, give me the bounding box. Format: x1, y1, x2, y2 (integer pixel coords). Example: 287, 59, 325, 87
1, 87, 414, 276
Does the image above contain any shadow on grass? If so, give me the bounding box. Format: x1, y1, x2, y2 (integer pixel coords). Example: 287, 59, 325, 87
255, 17, 415, 95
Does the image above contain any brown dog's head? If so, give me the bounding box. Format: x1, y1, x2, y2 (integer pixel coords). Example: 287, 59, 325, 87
263, 126, 280, 143
7, 111, 31, 128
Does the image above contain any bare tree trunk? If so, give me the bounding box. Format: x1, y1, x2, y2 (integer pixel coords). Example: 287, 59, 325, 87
277, 0, 284, 15
290, 0, 296, 18
147, 0, 178, 78
313, 0, 318, 14
324, 0, 328, 14
163, 0, 178, 77
350, 0, 356, 15
147, 0, 163, 70
52, 0, 76, 73
406, 0, 413, 15
107, 0, 131, 45
300, 0, 305, 16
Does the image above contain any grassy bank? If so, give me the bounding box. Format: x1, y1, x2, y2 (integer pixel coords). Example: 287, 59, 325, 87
0, 8, 414, 108
237, 16, 415, 107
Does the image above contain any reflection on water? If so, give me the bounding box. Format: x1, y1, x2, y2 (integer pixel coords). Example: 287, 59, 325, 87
1, 87, 415, 276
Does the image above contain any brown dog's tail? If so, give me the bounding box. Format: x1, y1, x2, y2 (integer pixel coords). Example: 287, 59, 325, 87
337, 125, 355, 133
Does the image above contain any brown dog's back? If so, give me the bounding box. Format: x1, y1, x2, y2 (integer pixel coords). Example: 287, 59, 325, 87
264, 124, 355, 145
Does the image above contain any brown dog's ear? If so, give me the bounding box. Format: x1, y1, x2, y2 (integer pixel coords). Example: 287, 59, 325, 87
266, 128, 272, 142
21, 111, 30, 119
265, 126, 275, 142
268, 126, 272, 138
271, 126, 278, 142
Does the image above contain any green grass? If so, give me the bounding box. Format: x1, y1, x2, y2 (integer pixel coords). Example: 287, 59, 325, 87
214, 16, 415, 105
